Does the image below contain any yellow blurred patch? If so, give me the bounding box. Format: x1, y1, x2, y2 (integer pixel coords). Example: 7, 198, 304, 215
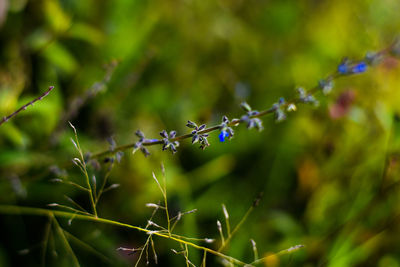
263, 253, 280, 267
297, 158, 320, 194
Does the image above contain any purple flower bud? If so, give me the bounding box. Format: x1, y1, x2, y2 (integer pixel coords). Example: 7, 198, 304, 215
135, 130, 145, 138
240, 102, 252, 112
186, 120, 197, 128
192, 134, 199, 144
169, 131, 177, 138
160, 130, 168, 138
140, 147, 150, 157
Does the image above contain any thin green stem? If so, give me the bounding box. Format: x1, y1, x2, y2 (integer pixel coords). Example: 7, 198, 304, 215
48, 204, 92, 216
41, 216, 52, 267
51, 214, 80, 267
70, 123, 98, 217
249, 244, 305, 266
82, 165, 97, 217
150, 236, 158, 264
0, 205, 248, 266
163, 174, 171, 236
184, 244, 191, 267
63, 230, 111, 264
61, 180, 90, 192
218, 206, 254, 252
95, 162, 114, 206
202, 251, 207, 267
135, 235, 151, 267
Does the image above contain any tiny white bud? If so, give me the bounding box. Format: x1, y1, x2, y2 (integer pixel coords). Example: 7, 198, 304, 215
222, 204, 229, 219
287, 103, 297, 112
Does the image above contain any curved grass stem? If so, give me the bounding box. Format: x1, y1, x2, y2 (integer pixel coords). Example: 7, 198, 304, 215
0, 205, 249, 266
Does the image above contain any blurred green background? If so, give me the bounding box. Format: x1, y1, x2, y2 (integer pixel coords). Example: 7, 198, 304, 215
1, 0, 400, 266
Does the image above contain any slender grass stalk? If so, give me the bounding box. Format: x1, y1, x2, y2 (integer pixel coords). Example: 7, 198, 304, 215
64, 195, 90, 214
55, 180, 90, 192
47, 204, 92, 216
95, 162, 114, 206
152, 171, 172, 236
161, 165, 172, 236
184, 244, 192, 267
218, 205, 254, 252
0, 205, 250, 265
170, 234, 213, 244
0, 86, 55, 127
69, 122, 98, 217
51, 214, 80, 267
202, 251, 207, 267
135, 235, 152, 267
63, 230, 111, 264
150, 236, 158, 264
249, 245, 305, 266
41, 216, 52, 267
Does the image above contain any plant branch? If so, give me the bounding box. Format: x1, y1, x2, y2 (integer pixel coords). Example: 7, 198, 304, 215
0, 86, 55, 127
89, 43, 396, 160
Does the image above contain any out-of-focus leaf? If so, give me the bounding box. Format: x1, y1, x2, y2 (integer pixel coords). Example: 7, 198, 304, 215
17, 90, 61, 134
68, 23, 104, 45
24, 29, 52, 51
42, 42, 78, 74
0, 123, 28, 147
187, 155, 236, 188
44, 0, 71, 33
0, 89, 18, 115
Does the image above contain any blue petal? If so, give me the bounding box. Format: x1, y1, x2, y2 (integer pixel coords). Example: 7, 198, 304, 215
219, 131, 228, 142
338, 63, 348, 74
352, 62, 367, 73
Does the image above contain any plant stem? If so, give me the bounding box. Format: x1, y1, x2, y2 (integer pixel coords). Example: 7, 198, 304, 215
218, 206, 254, 252
89, 44, 395, 160
0, 205, 248, 265
0, 86, 55, 127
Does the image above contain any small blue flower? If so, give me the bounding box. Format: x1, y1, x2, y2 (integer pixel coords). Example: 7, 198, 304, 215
219, 130, 229, 142
338, 63, 349, 74
351, 62, 367, 73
